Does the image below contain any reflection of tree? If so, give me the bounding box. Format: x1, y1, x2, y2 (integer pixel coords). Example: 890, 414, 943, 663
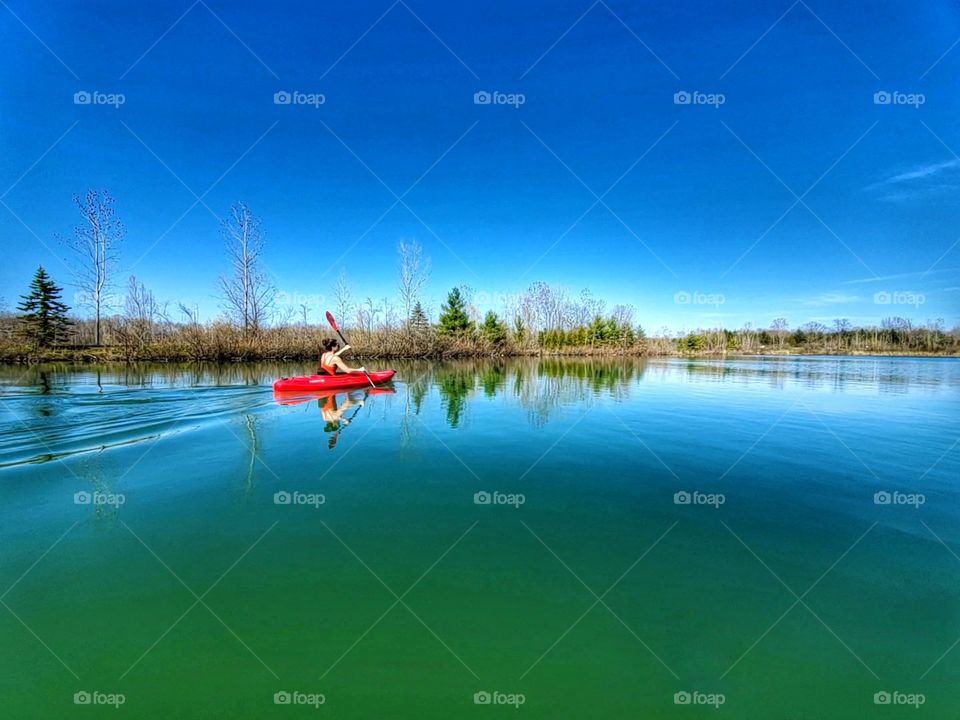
423, 358, 644, 429
78, 458, 121, 523
519, 358, 642, 427
480, 364, 506, 397
409, 374, 428, 416
663, 356, 922, 393
537, 357, 643, 394
437, 367, 473, 428
398, 364, 430, 447
243, 414, 258, 497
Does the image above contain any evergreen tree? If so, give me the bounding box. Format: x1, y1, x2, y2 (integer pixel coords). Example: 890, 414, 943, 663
513, 316, 526, 343
17, 266, 72, 347
437, 287, 473, 336
409, 301, 430, 334
480, 311, 507, 345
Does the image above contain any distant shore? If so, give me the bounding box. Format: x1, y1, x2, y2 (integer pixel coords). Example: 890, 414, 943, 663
4, 311, 957, 364
1, 346, 956, 365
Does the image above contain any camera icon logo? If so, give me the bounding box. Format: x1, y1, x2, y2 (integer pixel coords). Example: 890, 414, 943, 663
674, 691, 691, 704
873, 291, 891, 305
474, 691, 491, 704
274, 491, 292, 505
274, 691, 291, 705
74, 491, 92, 505
673, 291, 691, 305
73, 91, 91, 105
474, 491, 491, 505
274, 91, 292, 105
474, 91, 492, 105
673, 91, 691, 105
674, 491, 691, 505
874, 691, 891, 705
873, 91, 891, 105
873, 491, 891, 505
74, 691, 91, 704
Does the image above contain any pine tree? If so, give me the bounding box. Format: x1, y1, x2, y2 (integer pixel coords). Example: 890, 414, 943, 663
409, 301, 430, 334
437, 287, 473, 336
17, 266, 72, 347
480, 311, 507, 345
513, 316, 526, 343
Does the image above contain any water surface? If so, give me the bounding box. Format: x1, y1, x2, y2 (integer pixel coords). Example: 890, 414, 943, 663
1, 357, 958, 718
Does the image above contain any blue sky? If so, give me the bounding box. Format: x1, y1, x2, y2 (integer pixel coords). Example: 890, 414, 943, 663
1, 0, 958, 332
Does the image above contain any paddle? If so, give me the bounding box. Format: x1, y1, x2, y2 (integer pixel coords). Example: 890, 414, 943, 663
325, 311, 375, 388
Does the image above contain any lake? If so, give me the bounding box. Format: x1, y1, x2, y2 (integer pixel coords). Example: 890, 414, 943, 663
1, 356, 958, 718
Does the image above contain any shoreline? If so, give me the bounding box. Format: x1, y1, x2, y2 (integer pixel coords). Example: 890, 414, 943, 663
2, 348, 956, 365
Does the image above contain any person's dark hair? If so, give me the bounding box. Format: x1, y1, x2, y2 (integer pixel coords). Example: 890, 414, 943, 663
322, 338, 339, 352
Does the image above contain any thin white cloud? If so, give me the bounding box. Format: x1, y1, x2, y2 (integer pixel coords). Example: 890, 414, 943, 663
841, 268, 959, 285
866, 158, 960, 192
800, 292, 860, 306
879, 184, 958, 202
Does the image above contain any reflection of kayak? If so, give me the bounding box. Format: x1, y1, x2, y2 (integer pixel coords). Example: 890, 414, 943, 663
273, 385, 396, 407
273, 370, 396, 392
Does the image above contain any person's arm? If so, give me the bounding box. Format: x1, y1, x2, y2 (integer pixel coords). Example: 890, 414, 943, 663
332, 355, 364, 373
334, 344, 351, 357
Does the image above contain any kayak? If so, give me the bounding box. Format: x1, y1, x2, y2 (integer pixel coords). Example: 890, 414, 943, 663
273, 369, 396, 392
273, 386, 396, 406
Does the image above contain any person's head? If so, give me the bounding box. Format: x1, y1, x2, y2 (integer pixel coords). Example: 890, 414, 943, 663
322, 338, 339, 352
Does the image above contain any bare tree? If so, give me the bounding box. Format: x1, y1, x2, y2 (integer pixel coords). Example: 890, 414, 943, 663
771, 317, 788, 350
125, 275, 161, 323
178, 303, 199, 325
66, 190, 124, 345
611, 303, 635, 327
833, 318, 851, 350
119, 275, 167, 351
334, 269, 353, 328
397, 239, 430, 322
218, 203, 274, 334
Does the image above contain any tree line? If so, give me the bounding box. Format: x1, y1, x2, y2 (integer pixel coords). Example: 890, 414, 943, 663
4, 191, 957, 361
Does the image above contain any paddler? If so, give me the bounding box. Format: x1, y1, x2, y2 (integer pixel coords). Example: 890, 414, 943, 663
318, 338, 366, 376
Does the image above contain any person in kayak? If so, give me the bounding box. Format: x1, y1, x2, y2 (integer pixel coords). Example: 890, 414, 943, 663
318, 338, 365, 376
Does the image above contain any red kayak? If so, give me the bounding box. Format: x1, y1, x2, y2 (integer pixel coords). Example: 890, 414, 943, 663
273, 369, 396, 392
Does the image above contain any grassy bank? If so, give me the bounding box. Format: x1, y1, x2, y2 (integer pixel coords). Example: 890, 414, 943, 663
2, 320, 957, 364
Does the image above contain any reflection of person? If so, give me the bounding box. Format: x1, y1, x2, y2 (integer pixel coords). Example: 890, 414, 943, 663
319, 392, 364, 449
318, 339, 365, 375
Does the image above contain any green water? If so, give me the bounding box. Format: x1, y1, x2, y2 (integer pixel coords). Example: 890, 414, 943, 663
1, 357, 958, 718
